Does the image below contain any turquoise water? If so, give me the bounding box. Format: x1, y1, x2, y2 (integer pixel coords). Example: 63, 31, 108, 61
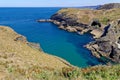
0, 8, 102, 67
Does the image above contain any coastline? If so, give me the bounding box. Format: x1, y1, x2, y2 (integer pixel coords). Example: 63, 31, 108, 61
37, 6, 120, 64
0, 4, 120, 79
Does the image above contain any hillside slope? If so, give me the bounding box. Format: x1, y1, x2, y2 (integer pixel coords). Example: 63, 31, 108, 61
0, 26, 72, 79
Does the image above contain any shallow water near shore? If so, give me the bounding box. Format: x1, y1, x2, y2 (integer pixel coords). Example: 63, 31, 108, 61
0, 7, 102, 67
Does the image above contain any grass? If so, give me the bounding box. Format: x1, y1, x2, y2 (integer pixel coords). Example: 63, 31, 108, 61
82, 65, 120, 80
57, 8, 120, 25
0, 26, 71, 79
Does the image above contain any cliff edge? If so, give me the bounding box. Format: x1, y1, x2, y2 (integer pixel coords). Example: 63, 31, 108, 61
0, 26, 72, 79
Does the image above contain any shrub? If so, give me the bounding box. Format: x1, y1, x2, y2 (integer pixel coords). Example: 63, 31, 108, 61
101, 17, 110, 25
62, 67, 80, 79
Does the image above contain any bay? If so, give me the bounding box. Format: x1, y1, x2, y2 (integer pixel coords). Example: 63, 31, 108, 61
0, 7, 102, 67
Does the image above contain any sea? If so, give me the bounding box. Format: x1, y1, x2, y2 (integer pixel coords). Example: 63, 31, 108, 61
0, 7, 103, 67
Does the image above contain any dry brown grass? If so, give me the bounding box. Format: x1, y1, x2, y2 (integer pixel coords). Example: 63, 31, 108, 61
57, 8, 120, 25
0, 26, 71, 79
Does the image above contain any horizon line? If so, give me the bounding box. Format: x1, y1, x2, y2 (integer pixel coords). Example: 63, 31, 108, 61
0, 5, 98, 8
0, 2, 119, 8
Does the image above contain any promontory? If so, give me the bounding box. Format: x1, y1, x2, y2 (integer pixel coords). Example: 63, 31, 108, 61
38, 3, 120, 64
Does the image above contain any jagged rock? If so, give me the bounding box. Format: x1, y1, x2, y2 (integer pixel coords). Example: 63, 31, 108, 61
97, 41, 112, 54
91, 19, 101, 27
110, 46, 120, 63
87, 20, 120, 63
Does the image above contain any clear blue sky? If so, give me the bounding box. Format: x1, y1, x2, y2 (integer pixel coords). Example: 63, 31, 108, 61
0, 0, 120, 7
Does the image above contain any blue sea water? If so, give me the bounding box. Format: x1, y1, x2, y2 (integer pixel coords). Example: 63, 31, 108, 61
0, 7, 102, 67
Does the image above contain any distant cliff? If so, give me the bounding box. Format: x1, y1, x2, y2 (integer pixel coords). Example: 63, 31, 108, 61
97, 3, 120, 10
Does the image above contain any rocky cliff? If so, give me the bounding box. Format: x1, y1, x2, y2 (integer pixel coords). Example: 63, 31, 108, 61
97, 3, 120, 10
51, 8, 120, 37
49, 4, 120, 64
86, 20, 120, 63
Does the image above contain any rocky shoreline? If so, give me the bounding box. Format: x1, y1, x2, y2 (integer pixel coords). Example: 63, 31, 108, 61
37, 3, 120, 64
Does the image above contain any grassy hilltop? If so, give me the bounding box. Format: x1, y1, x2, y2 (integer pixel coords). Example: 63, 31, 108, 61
53, 8, 120, 25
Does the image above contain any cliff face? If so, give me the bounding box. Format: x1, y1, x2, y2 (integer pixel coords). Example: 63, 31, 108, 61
0, 26, 72, 79
86, 20, 120, 63
97, 3, 120, 10
50, 5, 120, 64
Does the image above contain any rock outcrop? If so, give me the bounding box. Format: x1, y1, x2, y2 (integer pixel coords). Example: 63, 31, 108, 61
86, 20, 120, 63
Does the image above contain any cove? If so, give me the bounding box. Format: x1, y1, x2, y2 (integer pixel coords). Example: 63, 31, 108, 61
0, 7, 102, 67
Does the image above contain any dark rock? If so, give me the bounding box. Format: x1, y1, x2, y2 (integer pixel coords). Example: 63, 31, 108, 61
91, 20, 101, 27
118, 19, 120, 25
97, 41, 112, 54
51, 13, 66, 22
101, 24, 110, 37
110, 46, 120, 63
87, 20, 120, 63
51, 13, 88, 28
117, 37, 120, 44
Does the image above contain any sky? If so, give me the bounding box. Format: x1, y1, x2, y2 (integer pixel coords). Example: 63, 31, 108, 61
0, 0, 120, 7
